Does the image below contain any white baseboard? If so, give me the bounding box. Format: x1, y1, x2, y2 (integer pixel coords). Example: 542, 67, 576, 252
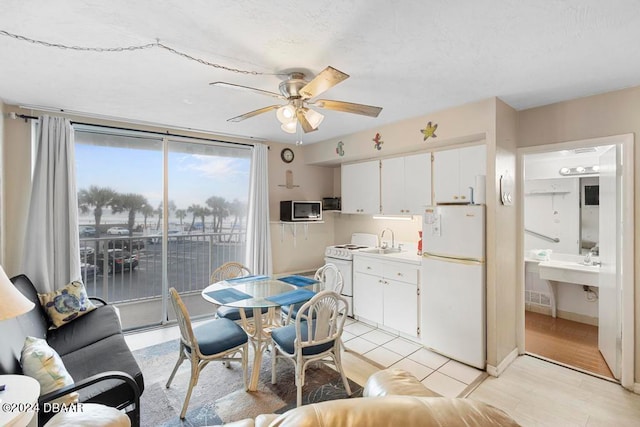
486, 348, 518, 377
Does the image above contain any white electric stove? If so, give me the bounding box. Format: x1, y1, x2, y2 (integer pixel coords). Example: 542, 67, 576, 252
324, 233, 378, 316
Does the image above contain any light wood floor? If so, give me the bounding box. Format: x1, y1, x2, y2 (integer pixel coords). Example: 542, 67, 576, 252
470, 355, 640, 426
525, 311, 614, 379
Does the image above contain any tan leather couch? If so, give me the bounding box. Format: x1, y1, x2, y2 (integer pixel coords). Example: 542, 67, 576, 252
219, 369, 519, 427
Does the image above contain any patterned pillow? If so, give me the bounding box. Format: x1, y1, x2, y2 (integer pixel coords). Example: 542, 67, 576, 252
20, 336, 79, 404
38, 281, 97, 328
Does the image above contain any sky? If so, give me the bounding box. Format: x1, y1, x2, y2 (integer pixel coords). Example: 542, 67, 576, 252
75, 142, 251, 224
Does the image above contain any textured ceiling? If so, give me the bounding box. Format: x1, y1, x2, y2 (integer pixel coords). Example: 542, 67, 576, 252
1, 1, 639, 144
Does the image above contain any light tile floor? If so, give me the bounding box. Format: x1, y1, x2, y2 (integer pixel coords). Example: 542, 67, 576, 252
342, 317, 486, 397
125, 316, 485, 398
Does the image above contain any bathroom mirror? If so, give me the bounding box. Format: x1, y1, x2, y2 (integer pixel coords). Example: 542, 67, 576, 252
523, 146, 609, 256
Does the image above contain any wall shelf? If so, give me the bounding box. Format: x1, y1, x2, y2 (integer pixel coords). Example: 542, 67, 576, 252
272, 221, 325, 246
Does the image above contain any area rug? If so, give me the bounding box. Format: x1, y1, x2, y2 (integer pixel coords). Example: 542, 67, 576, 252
133, 339, 362, 426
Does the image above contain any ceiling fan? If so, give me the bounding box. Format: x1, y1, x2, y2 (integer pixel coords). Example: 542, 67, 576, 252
210, 66, 382, 135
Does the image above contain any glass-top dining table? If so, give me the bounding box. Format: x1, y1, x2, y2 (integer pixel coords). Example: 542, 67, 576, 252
201, 274, 319, 391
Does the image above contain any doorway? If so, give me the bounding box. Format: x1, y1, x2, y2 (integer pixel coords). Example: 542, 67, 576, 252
517, 134, 634, 388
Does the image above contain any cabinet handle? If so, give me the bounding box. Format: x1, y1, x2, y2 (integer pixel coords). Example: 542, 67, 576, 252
453, 196, 459, 200
397, 272, 403, 276
367, 266, 372, 270
461, 195, 466, 200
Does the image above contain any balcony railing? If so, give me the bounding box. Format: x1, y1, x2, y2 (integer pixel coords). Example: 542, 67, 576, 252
79, 231, 247, 304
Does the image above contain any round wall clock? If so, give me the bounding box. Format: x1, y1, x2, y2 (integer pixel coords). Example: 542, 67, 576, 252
281, 148, 294, 163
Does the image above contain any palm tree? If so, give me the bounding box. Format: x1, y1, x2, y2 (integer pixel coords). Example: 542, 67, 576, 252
155, 200, 177, 230
141, 204, 155, 231
187, 204, 204, 232
111, 193, 149, 233
78, 186, 117, 235
227, 199, 247, 242
206, 196, 229, 234
175, 209, 187, 228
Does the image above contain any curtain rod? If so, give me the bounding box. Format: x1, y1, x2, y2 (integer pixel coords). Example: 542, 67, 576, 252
8, 112, 258, 148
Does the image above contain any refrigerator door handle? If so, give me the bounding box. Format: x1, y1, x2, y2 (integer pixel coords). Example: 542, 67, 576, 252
422, 252, 485, 265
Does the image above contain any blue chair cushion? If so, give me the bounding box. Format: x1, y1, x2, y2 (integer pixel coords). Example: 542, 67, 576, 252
189, 318, 248, 356
217, 306, 269, 321
271, 320, 335, 356
280, 302, 304, 318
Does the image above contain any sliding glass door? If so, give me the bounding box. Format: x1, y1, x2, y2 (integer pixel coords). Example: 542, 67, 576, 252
74, 126, 251, 329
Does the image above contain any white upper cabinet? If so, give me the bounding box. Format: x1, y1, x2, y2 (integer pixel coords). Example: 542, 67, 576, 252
381, 153, 432, 214
341, 160, 380, 214
434, 145, 486, 204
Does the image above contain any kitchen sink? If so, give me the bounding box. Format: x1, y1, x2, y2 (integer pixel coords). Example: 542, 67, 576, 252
359, 247, 402, 255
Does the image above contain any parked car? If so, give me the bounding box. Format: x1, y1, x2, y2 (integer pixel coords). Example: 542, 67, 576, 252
80, 262, 97, 280
79, 246, 95, 263
108, 238, 145, 251
147, 229, 182, 244
79, 225, 97, 237
96, 249, 138, 274
107, 227, 130, 235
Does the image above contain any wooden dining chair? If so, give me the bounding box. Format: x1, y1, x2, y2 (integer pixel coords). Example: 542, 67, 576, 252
166, 288, 248, 419
270, 290, 351, 407
281, 263, 344, 325
210, 262, 268, 322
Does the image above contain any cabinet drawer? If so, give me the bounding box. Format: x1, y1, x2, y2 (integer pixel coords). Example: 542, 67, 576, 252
354, 257, 385, 276
383, 263, 418, 285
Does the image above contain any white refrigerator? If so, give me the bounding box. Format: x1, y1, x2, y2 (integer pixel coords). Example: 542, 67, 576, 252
421, 205, 486, 369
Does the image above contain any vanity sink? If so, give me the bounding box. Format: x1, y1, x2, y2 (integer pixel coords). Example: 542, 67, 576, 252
359, 247, 402, 255
538, 260, 600, 287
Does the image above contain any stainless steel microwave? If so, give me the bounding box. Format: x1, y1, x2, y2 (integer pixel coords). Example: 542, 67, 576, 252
280, 201, 323, 221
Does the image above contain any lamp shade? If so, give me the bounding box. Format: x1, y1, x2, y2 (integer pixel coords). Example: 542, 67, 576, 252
0, 265, 34, 320
276, 104, 296, 124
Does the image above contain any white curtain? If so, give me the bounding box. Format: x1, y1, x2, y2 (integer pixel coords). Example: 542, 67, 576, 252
22, 116, 81, 292
245, 143, 272, 275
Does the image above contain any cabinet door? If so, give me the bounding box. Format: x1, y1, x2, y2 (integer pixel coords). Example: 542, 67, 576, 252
383, 279, 418, 337
341, 161, 380, 214
404, 152, 432, 214
353, 272, 384, 323
458, 145, 486, 203
433, 148, 460, 204
380, 157, 405, 215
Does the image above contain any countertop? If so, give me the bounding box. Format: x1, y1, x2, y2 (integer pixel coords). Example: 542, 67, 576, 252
353, 249, 422, 265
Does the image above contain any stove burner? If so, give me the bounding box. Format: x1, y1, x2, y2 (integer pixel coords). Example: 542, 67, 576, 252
334, 244, 368, 250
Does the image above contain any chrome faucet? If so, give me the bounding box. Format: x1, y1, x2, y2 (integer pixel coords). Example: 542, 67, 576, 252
380, 228, 395, 249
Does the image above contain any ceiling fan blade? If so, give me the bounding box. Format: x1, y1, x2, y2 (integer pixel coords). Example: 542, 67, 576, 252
313, 99, 383, 117
296, 109, 318, 133
227, 105, 280, 122
210, 82, 286, 100
299, 66, 349, 99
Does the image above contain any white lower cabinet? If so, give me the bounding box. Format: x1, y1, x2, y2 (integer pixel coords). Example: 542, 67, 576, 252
353, 255, 419, 337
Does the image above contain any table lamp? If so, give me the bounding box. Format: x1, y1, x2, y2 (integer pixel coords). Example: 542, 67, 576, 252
0, 265, 34, 394
0, 265, 34, 321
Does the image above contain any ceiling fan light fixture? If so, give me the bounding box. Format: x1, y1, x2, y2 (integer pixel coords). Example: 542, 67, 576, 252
303, 107, 324, 129
281, 120, 297, 134
276, 104, 296, 124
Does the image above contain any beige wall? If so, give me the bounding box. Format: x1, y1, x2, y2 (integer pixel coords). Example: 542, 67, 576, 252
303, 98, 494, 165
488, 99, 518, 366
517, 86, 640, 383
267, 141, 336, 274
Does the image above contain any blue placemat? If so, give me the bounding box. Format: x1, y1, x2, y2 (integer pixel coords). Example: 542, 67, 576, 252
226, 275, 269, 283
205, 288, 252, 304
266, 289, 315, 306
278, 275, 319, 287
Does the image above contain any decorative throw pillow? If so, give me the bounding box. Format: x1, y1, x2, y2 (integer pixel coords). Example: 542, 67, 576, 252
20, 336, 79, 404
38, 281, 96, 328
